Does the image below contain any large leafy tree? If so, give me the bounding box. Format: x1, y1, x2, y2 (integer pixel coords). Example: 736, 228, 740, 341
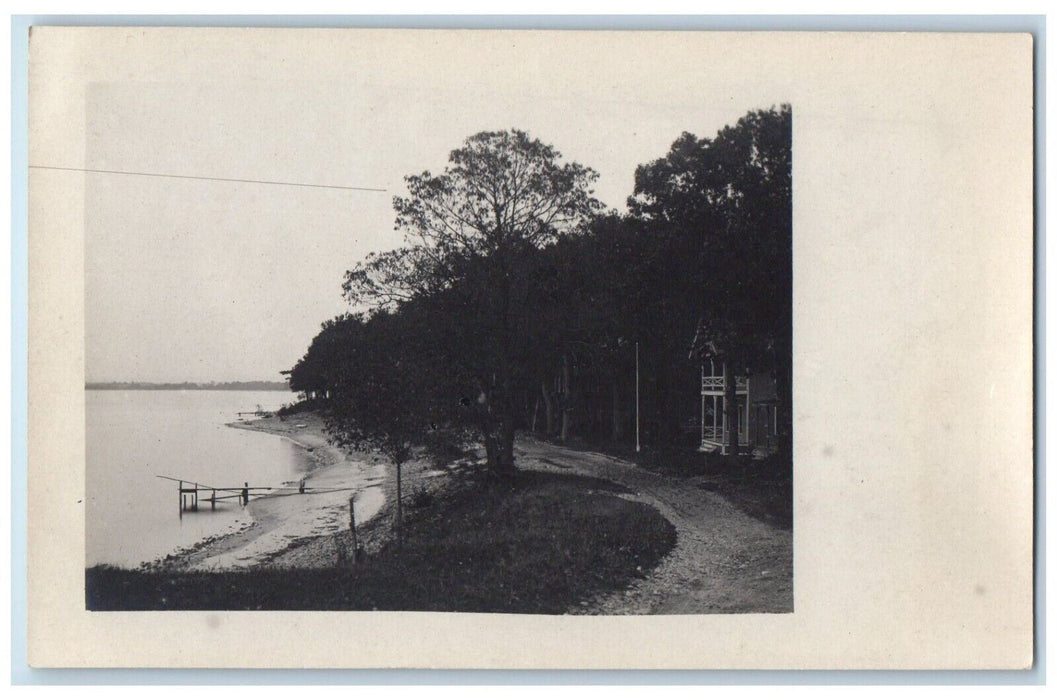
321, 307, 460, 545
344, 130, 603, 479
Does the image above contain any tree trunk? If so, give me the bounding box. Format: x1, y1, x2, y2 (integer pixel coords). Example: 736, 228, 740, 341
495, 418, 517, 482
654, 364, 665, 444
611, 379, 623, 442
723, 361, 739, 456
484, 433, 499, 471
654, 355, 681, 444
541, 379, 556, 435
481, 403, 518, 483
560, 354, 573, 441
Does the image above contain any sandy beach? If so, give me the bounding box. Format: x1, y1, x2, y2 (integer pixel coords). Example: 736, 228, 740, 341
154, 412, 395, 571
145, 410, 791, 614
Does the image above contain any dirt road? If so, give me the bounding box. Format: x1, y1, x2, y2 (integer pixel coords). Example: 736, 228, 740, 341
515, 438, 793, 614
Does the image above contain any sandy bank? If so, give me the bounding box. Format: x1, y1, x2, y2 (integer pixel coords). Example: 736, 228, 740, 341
158, 412, 390, 571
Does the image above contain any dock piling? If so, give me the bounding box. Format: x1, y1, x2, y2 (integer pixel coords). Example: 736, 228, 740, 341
163, 474, 312, 517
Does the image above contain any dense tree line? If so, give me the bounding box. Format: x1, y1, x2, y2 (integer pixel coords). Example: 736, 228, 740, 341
288, 105, 792, 480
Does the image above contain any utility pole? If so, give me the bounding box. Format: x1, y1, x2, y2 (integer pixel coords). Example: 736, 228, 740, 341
635, 342, 641, 453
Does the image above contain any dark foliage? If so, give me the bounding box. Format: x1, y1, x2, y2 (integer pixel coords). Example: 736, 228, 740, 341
287, 106, 792, 467
276, 398, 326, 417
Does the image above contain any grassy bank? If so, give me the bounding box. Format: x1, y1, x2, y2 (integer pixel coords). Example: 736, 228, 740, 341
86, 471, 675, 612
539, 435, 792, 531
629, 447, 792, 530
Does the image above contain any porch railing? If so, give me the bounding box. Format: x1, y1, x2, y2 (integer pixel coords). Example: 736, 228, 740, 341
701, 426, 749, 445
701, 375, 748, 393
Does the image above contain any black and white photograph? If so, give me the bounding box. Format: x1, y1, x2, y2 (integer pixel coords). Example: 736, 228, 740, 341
73, 37, 792, 615
25, 26, 1033, 670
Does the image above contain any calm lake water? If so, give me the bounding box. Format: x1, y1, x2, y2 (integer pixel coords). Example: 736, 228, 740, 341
86, 389, 309, 567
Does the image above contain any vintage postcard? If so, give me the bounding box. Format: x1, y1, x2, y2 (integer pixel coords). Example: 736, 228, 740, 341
27, 27, 1033, 668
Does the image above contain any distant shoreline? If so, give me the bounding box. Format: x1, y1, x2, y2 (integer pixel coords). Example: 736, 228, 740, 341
86, 381, 291, 391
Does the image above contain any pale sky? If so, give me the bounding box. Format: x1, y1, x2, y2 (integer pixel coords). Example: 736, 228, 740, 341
83, 33, 787, 383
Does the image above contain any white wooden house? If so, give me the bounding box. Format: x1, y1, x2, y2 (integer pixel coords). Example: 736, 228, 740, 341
698, 359, 780, 456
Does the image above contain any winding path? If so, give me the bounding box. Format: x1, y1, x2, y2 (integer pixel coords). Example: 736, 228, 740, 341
515, 438, 793, 614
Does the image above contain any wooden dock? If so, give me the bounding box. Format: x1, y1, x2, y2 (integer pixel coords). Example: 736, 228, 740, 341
157, 474, 364, 565
157, 475, 274, 516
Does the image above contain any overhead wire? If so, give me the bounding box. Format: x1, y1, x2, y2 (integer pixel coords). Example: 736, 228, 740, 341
29, 164, 387, 192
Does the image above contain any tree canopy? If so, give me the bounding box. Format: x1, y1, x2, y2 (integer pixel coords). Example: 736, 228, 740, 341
289, 106, 793, 472
342, 129, 603, 478
343, 129, 603, 310
630, 105, 792, 450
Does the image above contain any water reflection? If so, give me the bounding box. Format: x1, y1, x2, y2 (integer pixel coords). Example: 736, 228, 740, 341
86, 390, 304, 567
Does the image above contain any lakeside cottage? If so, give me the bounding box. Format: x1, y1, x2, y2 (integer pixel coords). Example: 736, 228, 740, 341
697, 359, 780, 457
690, 319, 788, 458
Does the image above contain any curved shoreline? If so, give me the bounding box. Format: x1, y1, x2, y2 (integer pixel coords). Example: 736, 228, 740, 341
151, 412, 390, 571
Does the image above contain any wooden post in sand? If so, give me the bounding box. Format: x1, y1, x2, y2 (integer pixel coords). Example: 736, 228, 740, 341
334, 532, 346, 567
348, 496, 359, 564
396, 461, 403, 550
